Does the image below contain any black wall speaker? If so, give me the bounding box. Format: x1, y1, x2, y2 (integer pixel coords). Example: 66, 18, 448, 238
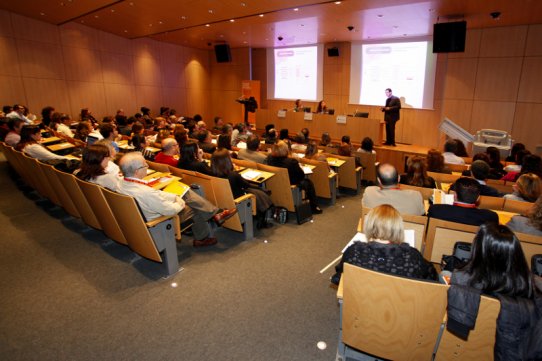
214, 44, 232, 63
433, 21, 467, 53
327, 47, 339, 57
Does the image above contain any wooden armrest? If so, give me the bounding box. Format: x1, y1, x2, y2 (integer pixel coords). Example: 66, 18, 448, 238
328, 173, 338, 179
146, 214, 181, 241
235, 193, 256, 215
355, 166, 362, 172
337, 276, 344, 300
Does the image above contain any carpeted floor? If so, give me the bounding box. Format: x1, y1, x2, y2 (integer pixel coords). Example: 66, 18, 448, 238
0, 156, 364, 361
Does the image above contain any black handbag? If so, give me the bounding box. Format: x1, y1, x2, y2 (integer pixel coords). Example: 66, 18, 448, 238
295, 200, 313, 225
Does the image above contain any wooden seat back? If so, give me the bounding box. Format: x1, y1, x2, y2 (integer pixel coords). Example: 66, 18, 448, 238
325, 153, 360, 192
428, 172, 461, 191
101, 187, 162, 262
446, 163, 469, 173
232, 157, 258, 169
56, 170, 102, 230
503, 198, 533, 214
146, 160, 170, 173
23, 155, 61, 206
478, 195, 505, 210
299, 157, 337, 203
435, 295, 500, 361
423, 218, 479, 263
256, 163, 298, 212
40, 163, 80, 218
76, 178, 127, 245
515, 231, 542, 270
400, 183, 435, 200
342, 263, 448, 361
353, 151, 377, 183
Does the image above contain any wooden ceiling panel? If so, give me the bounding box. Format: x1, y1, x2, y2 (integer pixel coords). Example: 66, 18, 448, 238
1, 0, 542, 49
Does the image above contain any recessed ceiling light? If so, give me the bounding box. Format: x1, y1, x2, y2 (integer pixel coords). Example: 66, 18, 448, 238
159, 20, 163, 24
220, 34, 224, 38
243, 41, 248, 44
240, 2, 246, 6
293, 8, 299, 11
300, 24, 304, 27
230, 19, 235, 22
205, 24, 210, 27
208, 9, 213, 14
181, 16, 186, 20
81, 20, 85, 23
129, 2, 134, 6
111, 9, 115, 13
377, 14, 383, 18
124, 30, 128, 33
149, 23, 152, 26
259, 14, 264, 17
335, 1, 342, 4
94, 15, 99, 18
242, 31, 246, 35
40, 12, 46, 16
60, 2, 65, 6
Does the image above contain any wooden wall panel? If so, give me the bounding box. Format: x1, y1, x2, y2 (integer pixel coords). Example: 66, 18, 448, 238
98, 31, 133, 55
161, 87, 187, 116
16, 39, 65, 79
474, 58, 523, 101
0, 75, 26, 106
22, 78, 70, 115
470, 101, 516, 133
184, 60, 209, 92
251, 48, 268, 108
133, 56, 162, 86
132, 38, 162, 60
66, 81, 107, 117
134, 85, 163, 116
512, 103, 542, 151
159, 42, 184, 63
479, 26, 527, 57
517, 57, 542, 103
59, 23, 100, 50
101, 52, 134, 85
441, 99, 473, 132
0, 10, 13, 37
10, 13, 59, 45
443, 58, 477, 99
62, 47, 104, 82
525, 24, 542, 56
103, 83, 137, 115
0, 36, 21, 77
160, 59, 186, 88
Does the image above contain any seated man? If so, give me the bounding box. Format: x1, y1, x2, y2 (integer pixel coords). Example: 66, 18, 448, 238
118, 152, 237, 247
362, 163, 425, 215
154, 138, 180, 168
238, 134, 267, 164
194, 129, 216, 154
453, 160, 502, 197
428, 177, 499, 226
442, 139, 465, 165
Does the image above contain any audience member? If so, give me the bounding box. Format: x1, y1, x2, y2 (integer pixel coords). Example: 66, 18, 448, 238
56, 114, 75, 138
195, 130, 216, 154
16, 125, 70, 161
154, 138, 180, 168
129, 122, 147, 151
75, 144, 120, 190
319, 132, 334, 147
238, 134, 267, 164
118, 152, 237, 247
506, 142, 526, 162
504, 173, 541, 203
264, 128, 277, 144
304, 141, 327, 162
453, 138, 469, 157
427, 149, 451, 174
80, 108, 97, 127
427, 177, 499, 226
267, 141, 322, 214
506, 195, 542, 236
400, 156, 436, 188
211, 149, 274, 229
468, 160, 503, 197
4, 117, 24, 147
212, 116, 224, 133
74, 121, 92, 142
41, 106, 55, 127
316, 100, 327, 114
443, 139, 465, 164
486, 146, 506, 179
357, 137, 376, 154
6, 104, 32, 124
178, 141, 213, 175
332, 205, 437, 285
362, 163, 425, 215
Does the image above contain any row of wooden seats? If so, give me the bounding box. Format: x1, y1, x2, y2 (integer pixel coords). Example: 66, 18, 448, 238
337, 263, 500, 361
359, 207, 542, 269
0, 142, 182, 276
428, 171, 515, 194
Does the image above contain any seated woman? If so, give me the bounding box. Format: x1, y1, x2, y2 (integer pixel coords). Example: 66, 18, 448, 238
129, 122, 148, 151
178, 140, 213, 175
400, 156, 436, 188
316, 100, 327, 114
319, 132, 335, 147
449, 223, 541, 358
357, 137, 376, 154
73, 121, 92, 142
304, 141, 327, 162
504, 173, 541, 203
486, 146, 507, 179
506, 195, 542, 236
266, 140, 322, 214
426, 149, 451, 174
217, 134, 238, 158
16, 125, 71, 161
332, 204, 437, 285
75, 144, 120, 191
211, 149, 274, 229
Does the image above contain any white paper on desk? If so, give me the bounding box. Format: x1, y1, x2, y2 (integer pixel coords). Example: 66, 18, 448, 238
241, 170, 261, 180
341, 230, 415, 253
236, 142, 247, 149
433, 189, 454, 205
302, 165, 313, 174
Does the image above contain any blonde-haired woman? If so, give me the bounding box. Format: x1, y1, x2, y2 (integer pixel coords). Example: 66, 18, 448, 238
504, 173, 541, 203
331, 205, 437, 284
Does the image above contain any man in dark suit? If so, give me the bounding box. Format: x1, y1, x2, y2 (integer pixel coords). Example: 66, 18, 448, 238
428, 177, 499, 226
381, 88, 401, 146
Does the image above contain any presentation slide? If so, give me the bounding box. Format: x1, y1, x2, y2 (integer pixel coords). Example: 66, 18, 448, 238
349, 39, 436, 109
267, 45, 323, 102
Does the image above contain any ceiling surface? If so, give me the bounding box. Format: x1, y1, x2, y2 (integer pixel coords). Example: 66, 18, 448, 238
1, 0, 542, 49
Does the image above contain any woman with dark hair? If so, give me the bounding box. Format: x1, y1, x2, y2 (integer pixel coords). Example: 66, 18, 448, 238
506, 195, 542, 236
178, 141, 212, 175
520, 154, 542, 178
357, 137, 376, 154
211, 149, 274, 228
217, 134, 238, 158
129, 122, 147, 151
506, 142, 526, 162
80, 108, 97, 127
400, 156, 436, 188
319, 132, 334, 147
74, 121, 92, 142
40, 106, 55, 127
316, 100, 327, 114
486, 146, 506, 179
426, 149, 451, 174
173, 124, 188, 147
453, 138, 469, 157
267, 141, 322, 214
16, 125, 70, 161
75, 144, 119, 190
305, 141, 327, 162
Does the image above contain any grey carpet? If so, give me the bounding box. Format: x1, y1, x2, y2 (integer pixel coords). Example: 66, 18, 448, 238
0, 157, 363, 361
